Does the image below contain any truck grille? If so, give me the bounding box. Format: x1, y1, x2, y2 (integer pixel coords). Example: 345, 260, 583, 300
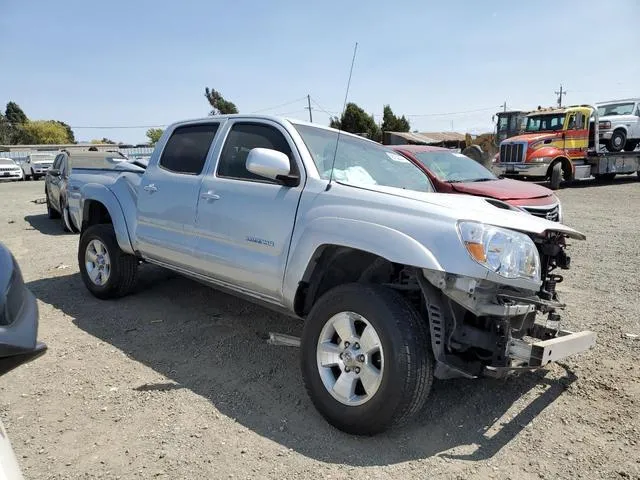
500, 142, 526, 163
523, 204, 560, 222
0, 166, 19, 172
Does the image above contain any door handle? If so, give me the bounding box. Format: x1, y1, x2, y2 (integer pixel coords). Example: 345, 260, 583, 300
143, 183, 158, 193
200, 190, 220, 201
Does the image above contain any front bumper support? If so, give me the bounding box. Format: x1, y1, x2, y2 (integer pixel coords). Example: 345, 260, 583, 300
484, 326, 596, 377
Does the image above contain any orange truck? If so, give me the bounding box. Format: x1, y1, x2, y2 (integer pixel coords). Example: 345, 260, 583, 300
494, 105, 640, 189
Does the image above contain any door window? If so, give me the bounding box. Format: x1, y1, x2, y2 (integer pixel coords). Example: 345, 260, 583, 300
217, 123, 295, 182
52, 154, 63, 170
159, 124, 219, 175
61, 156, 70, 176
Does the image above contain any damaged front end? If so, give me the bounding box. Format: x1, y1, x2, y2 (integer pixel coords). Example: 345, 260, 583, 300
418, 232, 596, 379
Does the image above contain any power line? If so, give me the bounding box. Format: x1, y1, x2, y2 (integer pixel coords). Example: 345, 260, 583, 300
309, 99, 500, 118
404, 106, 498, 117
251, 96, 307, 114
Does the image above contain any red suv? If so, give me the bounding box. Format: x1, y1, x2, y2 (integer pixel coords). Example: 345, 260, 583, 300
391, 145, 562, 222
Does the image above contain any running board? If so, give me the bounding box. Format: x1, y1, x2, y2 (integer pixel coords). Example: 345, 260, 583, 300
267, 332, 301, 347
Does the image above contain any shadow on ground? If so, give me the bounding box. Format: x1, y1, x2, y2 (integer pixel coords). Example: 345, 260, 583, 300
28, 269, 576, 466
24, 213, 69, 236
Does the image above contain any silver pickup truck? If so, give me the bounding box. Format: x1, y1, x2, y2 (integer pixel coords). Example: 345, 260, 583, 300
70, 115, 595, 435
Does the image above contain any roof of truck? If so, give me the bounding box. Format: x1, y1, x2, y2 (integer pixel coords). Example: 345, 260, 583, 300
595, 98, 639, 105
167, 114, 383, 145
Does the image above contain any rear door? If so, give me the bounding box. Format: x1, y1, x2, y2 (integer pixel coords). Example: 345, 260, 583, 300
193, 120, 305, 301
136, 123, 220, 268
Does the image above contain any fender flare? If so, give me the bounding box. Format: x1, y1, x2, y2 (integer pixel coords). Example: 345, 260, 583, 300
546, 156, 573, 180
80, 183, 134, 254
282, 217, 443, 310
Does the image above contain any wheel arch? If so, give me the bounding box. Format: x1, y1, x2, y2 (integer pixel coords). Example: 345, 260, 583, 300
80, 185, 134, 254
285, 218, 444, 316
546, 156, 573, 180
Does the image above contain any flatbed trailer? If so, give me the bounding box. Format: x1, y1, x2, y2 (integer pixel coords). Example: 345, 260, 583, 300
574, 150, 640, 180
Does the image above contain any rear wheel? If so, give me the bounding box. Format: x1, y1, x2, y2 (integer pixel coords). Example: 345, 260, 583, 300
301, 283, 433, 435
549, 162, 562, 190
607, 130, 626, 152
78, 224, 138, 299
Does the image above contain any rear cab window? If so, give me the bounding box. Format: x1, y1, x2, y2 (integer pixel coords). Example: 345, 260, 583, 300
159, 124, 220, 175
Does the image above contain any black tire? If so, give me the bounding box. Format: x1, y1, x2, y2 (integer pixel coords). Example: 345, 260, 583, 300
78, 224, 138, 299
46, 189, 60, 219
301, 283, 434, 435
623, 141, 638, 152
549, 162, 562, 190
607, 130, 626, 152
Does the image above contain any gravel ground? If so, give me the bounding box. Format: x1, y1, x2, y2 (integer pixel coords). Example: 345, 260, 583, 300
1, 178, 639, 480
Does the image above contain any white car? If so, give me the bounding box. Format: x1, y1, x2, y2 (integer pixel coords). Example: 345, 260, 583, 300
596, 98, 640, 152
20, 152, 56, 180
0, 157, 24, 181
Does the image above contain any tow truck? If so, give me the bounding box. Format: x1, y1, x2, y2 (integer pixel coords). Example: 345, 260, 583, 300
495, 105, 640, 189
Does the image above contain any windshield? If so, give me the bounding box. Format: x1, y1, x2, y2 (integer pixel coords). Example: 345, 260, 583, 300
597, 103, 635, 116
30, 154, 55, 163
0, 158, 17, 166
413, 150, 496, 183
525, 114, 565, 132
293, 124, 433, 193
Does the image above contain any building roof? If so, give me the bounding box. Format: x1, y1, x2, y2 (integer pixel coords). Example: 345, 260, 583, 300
385, 131, 466, 144
417, 131, 466, 142
389, 144, 447, 153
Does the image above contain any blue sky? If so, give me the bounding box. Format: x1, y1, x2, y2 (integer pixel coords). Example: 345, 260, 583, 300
1, 0, 639, 144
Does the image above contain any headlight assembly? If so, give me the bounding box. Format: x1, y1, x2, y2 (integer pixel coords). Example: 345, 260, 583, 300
457, 221, 541, 281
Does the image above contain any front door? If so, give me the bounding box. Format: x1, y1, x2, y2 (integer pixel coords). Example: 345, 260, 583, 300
136, 123, 220, 269
194, 120, 305, 302
47, 154, 64, 211
563, 111, 589, 158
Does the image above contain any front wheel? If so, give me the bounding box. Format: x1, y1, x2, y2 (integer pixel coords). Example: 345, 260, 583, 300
607, 130, 626, 152
78, 224, 138, 299
549, 162, 562, 190
301, 283, 434, 435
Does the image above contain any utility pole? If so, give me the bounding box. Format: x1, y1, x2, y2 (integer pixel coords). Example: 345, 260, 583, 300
555, 84, 567, 107
306, 94, 313, 122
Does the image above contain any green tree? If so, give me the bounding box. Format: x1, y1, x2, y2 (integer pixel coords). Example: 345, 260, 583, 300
54, 121, 75, 143
205, 87, 238, 115
0, 114, 11, 144
329, 103, 381, 141
18, 121, 73, 144
5, 102, 27, 125
91, 137, 117, 144
145, 128, 164, 145
381, 105, 410, 132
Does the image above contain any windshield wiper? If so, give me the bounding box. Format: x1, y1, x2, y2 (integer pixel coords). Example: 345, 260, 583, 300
468, 178, 495, 182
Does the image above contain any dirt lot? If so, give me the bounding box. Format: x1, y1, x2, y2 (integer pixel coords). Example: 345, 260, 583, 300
1, 178, 639, 480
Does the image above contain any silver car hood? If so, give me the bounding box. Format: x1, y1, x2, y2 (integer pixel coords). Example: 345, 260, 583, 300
353, 183, 586, 240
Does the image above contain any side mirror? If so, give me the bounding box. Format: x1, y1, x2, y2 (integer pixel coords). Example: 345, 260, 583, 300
48, 168, 61, 176
246, 148, 299, 186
